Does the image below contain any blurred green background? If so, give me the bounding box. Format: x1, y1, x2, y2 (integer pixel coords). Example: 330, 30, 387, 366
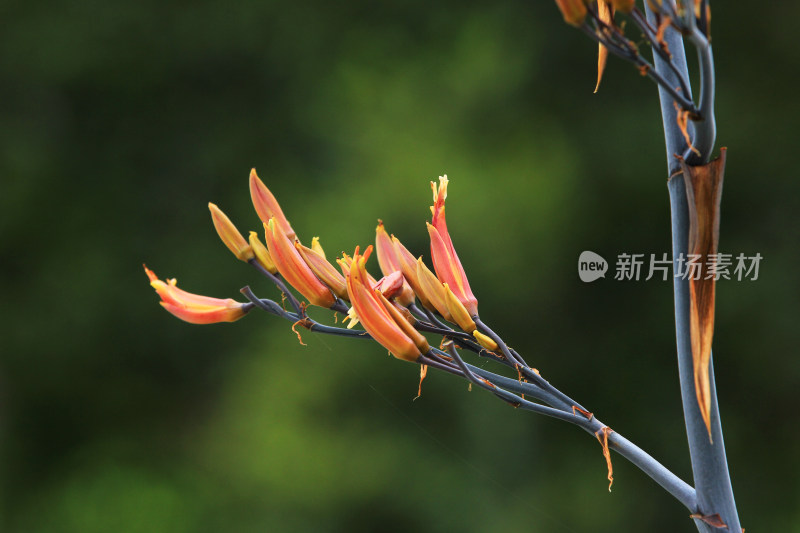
2, 1, 798, 531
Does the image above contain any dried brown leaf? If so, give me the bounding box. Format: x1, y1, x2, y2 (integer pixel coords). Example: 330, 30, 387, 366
690, 513, 728, 529
595, 426, 614, 491
680, 149, 727, 440
594, 1, 615, 93
415, 364, 428, 400
674, 102, 701, 156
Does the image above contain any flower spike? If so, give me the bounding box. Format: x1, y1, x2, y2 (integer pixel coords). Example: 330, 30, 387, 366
428, 176, 478, 316
144, 265, 250, 324
264, 218, 336, 308
249, 168, 297, 241
346, 247, 423, 362
208, 203, 254, 262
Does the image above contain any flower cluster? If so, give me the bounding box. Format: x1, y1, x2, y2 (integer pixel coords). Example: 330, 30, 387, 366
145, 169, 620, 492
146, 170, 490, 363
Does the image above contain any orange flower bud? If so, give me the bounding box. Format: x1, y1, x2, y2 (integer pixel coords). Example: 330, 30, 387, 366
555, 0, 587, 26
295, 241, 348, 300
144, 265, 249, 324
390, 235, 431, 309
264, 218, 336, 308
428, 176, 478, 316
208, 203, 254, 261
444, 283, 477, 333
248, 231, 278, 274
415, 257, 453, 321
249, 168, 297, 241
346, 247, 423, 362
374, 271, 404, 300
375, 222, 416, 306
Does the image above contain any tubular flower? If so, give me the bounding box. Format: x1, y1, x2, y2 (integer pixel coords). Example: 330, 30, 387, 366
144, 265, 249, 324
249, 168, 297, 241
346, 247, 424, 362
264, 218, 336, 308
390, 235, 431, 310
295, 241, 348, 300
208, 203, 254, 262
248, 231, 278, 274
415, 258, 453, 322
429, 176, 478, 316
375, 222, 416, 306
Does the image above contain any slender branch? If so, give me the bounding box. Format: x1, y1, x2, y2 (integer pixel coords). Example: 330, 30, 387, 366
685, 25, 716, 164
578, 23, 700, 117
474, 317, 527, 367
629, 8, 693, 100
644, 3, 694, 175
247, 258, 304, 316
442, 345, 697, 509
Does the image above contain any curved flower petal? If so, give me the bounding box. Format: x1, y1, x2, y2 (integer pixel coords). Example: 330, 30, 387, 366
144, 265, 248, 324
264, 219, 336, 308
249, 168, 297, 241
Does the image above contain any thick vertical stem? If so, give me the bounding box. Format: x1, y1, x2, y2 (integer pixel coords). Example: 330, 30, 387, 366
668, 178, 740, 532
646, 3, 741, 531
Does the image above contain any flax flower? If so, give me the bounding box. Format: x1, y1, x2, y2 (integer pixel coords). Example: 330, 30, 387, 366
144, 265, 249, 324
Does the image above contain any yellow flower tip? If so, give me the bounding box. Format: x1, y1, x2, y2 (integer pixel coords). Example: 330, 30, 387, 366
208, 202, 254, 262
248, 231, 278, 274
444, 283, 477, 333
310, 236, 326, 259
555, 0, 587, 26
473, 330, 499, 352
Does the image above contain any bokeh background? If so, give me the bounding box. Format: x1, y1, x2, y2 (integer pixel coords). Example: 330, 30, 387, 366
2, 2, 798, 532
